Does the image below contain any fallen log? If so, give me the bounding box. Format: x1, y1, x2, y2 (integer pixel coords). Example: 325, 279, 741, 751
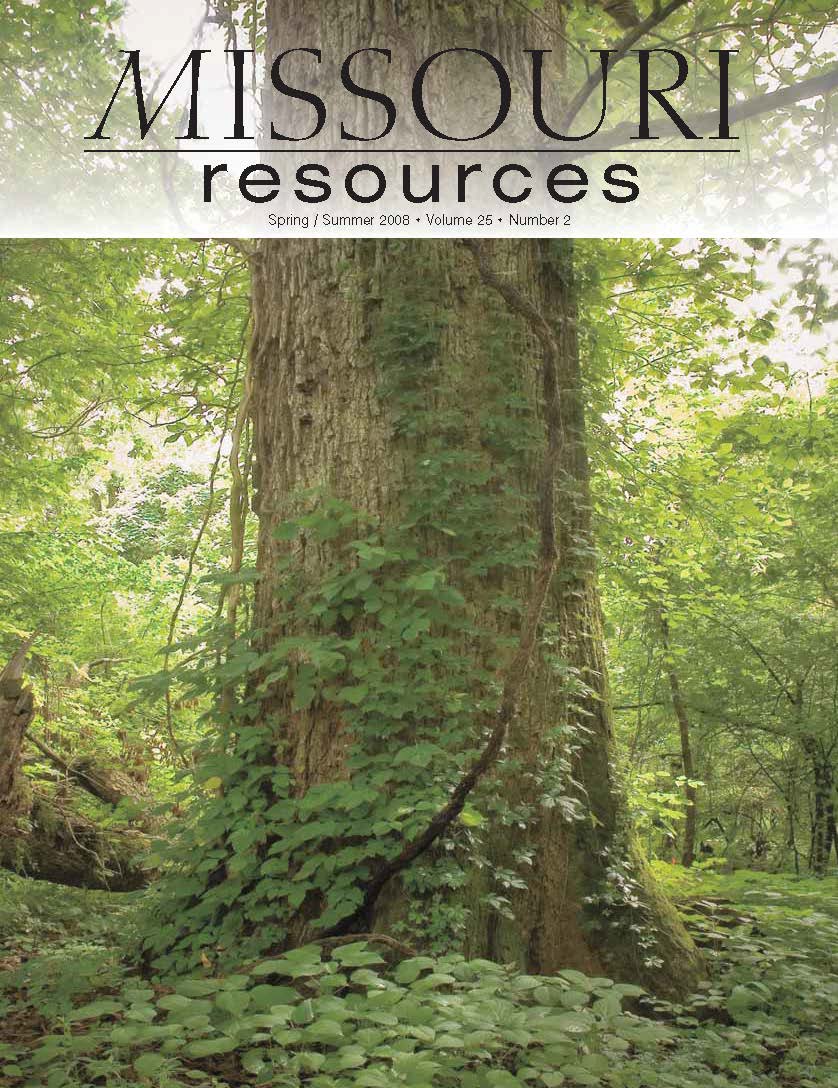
0, 796, 150, 892
0, 640, 151, 892
26, 732, 148, 810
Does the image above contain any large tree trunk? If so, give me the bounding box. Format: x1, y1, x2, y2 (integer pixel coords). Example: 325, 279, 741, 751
248, 236, 701, 995
241, 0, 702, 998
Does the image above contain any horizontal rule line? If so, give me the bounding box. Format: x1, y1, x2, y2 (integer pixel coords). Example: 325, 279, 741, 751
83, 147, 740, 155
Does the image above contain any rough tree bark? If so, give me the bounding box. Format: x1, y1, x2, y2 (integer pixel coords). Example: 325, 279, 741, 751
244, 0, 703, 998
249, 236, 701, 996
0, 637, 36, 835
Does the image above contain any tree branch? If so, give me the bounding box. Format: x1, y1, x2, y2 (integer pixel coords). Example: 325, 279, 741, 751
583, 65, 838, 152
720, 621, 798, 707
561, 0, 691, 133
0, 634, 37, 697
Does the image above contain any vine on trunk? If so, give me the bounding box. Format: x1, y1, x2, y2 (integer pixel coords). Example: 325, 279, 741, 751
140, 243, 589, 974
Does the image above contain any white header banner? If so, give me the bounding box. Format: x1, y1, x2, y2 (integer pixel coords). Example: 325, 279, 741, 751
1, 1, 836, 238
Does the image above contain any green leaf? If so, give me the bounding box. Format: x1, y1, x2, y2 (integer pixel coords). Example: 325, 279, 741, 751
134, 1053, 167, 1077
183, 1037, 239, 1058
486, 1072, 521, 1088
459, 804, 484, 827
405, 570, 439, 591
545, 1010, 593, 1034
332, 942, 386, 968
174, 978, 222, 997
215, 989, 251, 1016
68, 999, 123, 1021
303, 1018, 345, 1044
335, 1045, 367, 1070
394, 957, 435, 984
338, 684, 368, 705
249, 983, 299, 1009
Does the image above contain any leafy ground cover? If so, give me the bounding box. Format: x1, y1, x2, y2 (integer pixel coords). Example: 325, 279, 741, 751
0, 867, 835, 1088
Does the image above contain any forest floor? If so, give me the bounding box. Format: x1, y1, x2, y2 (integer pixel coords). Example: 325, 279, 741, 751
0, 866, 836, 1088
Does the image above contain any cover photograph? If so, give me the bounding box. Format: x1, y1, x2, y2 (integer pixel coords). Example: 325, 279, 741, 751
0, 2, 836, 1086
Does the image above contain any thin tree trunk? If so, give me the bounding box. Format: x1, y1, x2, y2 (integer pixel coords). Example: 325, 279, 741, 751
786, 770, 801, 876
659, 614, 697, 868
803, 735, 837, 876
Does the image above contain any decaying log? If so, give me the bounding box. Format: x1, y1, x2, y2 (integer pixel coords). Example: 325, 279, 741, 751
0, 796, 149, 892
0, 639, 151, 892
26, 732, 148, 810
0, 637, 37, 833
4, 635, 150, 812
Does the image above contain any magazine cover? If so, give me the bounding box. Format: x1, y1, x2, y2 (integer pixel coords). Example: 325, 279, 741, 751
0, 2, 836, 1086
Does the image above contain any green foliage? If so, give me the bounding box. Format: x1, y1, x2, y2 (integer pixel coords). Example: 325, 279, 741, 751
0, 237, 253, 818
594, 238, 837, 872
626, 771, 694, 845
0, 873, 135, 959
5, 932, 667, 1088
3, 871, 837, 1087
651, 866, 838, 1088
0, 228, 835, 1085
0, 874, 135, 1031
139, 494, 525, 972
